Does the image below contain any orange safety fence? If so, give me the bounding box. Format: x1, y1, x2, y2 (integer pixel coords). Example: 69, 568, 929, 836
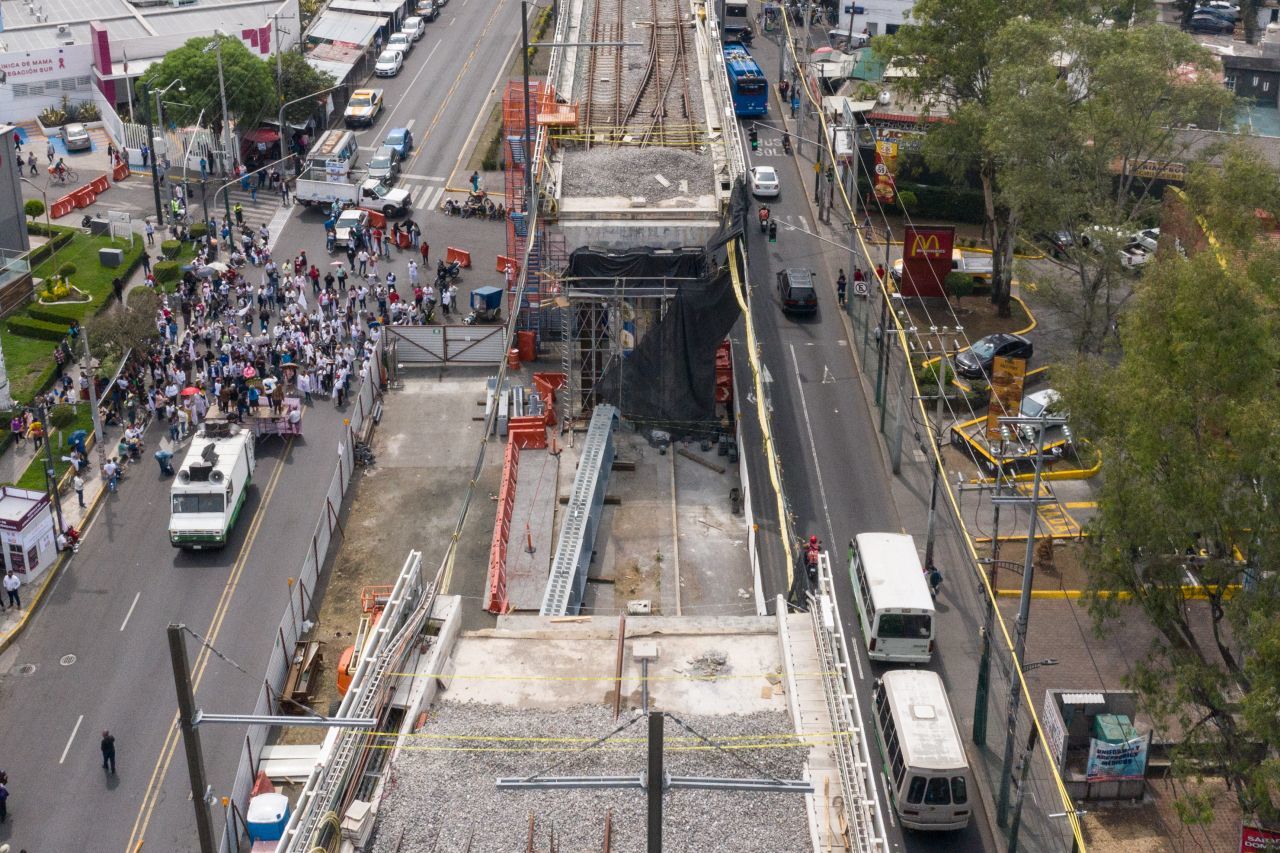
89, 175, 109, 195
484, 438, 521, 614
112, 161, 130, 182
446, 246, 471, 268
496, 254, 520, 275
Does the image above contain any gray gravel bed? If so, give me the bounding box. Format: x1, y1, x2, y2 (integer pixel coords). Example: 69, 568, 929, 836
561, 147, 714, 199
371, 703, 810, 852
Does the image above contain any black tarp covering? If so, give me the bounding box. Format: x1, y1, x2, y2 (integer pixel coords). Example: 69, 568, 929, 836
565, 182, 750, 437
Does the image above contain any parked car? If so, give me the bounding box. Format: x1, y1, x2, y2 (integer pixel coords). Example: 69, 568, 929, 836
343, 89, 385, 127
1188, 13, 1234, 32
367, 147, 401, 183
953, 333, 1033, 380
1192, 5, 1237, 20
387, 32, 414, 55
61, 122, 91, 152
777, 268, 818, 315
1040, 230, 1075, 258
402, 15, 426, 40
383, 127, 414, 159
1017, 389, 1070, 441
1133, 227, 1160, 252
750, 165, 780, 197
416, 0, 440, 20
333, 208, 387, 242
374, 49, 404, 77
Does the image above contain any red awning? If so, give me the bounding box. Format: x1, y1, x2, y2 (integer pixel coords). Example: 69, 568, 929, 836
243, 128, 281, 144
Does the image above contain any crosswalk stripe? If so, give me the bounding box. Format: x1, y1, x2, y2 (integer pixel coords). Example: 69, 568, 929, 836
417, 185, 442, 212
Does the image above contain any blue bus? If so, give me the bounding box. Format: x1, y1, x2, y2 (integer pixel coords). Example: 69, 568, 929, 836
724, 44, 768, 117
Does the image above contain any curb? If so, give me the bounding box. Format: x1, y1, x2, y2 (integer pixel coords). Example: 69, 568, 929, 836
994, 585, 1241, 601
0, 473, 108, 655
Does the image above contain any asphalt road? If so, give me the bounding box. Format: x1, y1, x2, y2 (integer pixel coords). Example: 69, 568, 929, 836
0, 2, 523, 850
737, 36, 996, 853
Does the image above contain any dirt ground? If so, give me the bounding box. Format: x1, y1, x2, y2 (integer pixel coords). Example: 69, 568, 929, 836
975, 537, 1092, 591
1083, 776, 1241, 853
905, 293, 1034, 344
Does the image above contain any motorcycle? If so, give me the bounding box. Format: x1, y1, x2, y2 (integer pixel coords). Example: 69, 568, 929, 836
759, 208, 770, 233
436, 259, 462, 285
782, 135, 792, 155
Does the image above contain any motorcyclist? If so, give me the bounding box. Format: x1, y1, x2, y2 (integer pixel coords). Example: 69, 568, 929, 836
758, 206, 770, 232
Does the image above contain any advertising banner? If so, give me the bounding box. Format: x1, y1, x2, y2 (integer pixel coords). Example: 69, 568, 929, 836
1042, 692, 1067, 769
1242, 824, 1280, 852
900, 225, 953, 298
873, 140, 898, 205
986, 356, 1027, 441
1085, 735, 1149, 782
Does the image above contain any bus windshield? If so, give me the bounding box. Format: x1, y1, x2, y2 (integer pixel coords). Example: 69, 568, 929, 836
172, 493, 226, 514
736, 80, 765, 94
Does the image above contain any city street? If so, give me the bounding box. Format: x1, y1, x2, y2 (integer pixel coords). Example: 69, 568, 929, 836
738, 28, 999, 853
0, 1, 522, 850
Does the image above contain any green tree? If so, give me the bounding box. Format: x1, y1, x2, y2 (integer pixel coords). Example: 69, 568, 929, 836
143, 36, 275, 132
1061, 165, 1280, 826
23, 199, 44, 223
989, 22, 1232, 353
275, 52, 335, 125
878, 0, 1081, 317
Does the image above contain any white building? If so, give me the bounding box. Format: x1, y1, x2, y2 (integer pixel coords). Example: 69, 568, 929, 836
836, 0, 913, 37
0, 0, 299, 127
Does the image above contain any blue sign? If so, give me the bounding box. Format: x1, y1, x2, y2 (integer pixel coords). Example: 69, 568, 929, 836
1086, 736, 1148, 782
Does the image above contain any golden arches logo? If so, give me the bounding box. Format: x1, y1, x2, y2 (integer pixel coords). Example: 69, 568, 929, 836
909, 233, 946, 259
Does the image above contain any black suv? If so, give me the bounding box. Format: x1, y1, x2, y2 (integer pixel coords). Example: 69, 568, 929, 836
777, 268, 818, 315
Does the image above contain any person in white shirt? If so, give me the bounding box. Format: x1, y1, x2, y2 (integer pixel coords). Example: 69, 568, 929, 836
4, 570, 21, 609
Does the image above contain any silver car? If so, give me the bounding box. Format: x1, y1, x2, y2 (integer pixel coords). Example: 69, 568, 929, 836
61, 122, 91, 152
367, 147, 400, 184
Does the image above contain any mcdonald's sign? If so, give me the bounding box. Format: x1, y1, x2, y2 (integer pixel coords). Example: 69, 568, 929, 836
900, 226, 954, 298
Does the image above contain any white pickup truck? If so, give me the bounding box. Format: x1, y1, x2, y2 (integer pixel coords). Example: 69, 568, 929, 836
295, 171, 413, 216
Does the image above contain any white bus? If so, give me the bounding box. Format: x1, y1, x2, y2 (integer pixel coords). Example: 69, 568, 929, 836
872, 669, 973, 831
848, 532, 935, 662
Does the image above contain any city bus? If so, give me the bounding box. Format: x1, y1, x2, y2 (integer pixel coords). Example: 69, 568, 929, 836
871, 670, 973, 831
723, 44, 769, 116
848, 532, 935, 662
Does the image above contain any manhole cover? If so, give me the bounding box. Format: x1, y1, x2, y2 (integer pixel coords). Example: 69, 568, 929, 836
16, 663, 35, 676
59, 654, 76, 666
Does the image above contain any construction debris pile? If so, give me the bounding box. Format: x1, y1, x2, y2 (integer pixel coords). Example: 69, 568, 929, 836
371, 703, 809, 852
561, 148, 715, 200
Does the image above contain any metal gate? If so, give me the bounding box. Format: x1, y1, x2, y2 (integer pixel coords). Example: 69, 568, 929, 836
385, 324, 509, 365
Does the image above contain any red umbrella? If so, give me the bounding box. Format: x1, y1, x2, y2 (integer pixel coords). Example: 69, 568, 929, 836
180, 386, 201, 397
243, 366, 257, 379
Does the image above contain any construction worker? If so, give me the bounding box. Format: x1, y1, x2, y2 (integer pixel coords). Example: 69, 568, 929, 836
233, 202, 244, 226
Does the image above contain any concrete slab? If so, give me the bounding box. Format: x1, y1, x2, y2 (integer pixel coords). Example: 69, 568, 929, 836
504, 447, 558, 611
445, 614, 786, 715
673, 442, 754, 616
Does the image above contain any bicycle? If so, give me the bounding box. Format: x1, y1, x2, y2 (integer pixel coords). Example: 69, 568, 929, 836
49, 168, 79, 185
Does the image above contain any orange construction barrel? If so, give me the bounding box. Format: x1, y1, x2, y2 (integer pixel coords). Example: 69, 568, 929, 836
507, 348, 521, 370
516, 330, 535, 362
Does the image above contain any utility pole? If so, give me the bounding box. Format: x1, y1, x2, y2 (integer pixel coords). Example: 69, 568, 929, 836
994, 410, 1067, 826
211, 35, 236, 175
167, 625, 218, 853
36, 400, 65, 533
646, 712, 663, 853
139, 82, 166, 226
923, 325, 961, 569
520, 0, 536, 230
80, 331, 107, 471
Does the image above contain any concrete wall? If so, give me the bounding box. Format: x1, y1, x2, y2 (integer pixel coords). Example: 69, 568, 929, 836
0, 127, 30, 255
555, 219, 722, 252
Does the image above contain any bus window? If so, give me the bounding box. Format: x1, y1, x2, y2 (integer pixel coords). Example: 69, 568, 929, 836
876, 612, 932, 639
725, 0, 748, 17
924, 777, 951, 805
951, 776, 968, 805
907, 776, 926, 805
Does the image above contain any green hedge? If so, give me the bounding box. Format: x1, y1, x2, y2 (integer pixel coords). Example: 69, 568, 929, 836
26, 304, 81, 326
857, 175, 987, 224
27, 230, 75, 270
6, 316, 67, 341
27, 222, 75, 238
160, 239, 181, 260
153, 260, 180, 284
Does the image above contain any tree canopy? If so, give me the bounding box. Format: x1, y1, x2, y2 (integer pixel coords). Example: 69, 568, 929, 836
142, 36, 275, 131
275, 52, 335, 124
1061, 150, 1280, 825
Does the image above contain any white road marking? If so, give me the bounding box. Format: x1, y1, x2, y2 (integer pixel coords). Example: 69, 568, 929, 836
380, 42, 442, 130
59, 714, 84, 764
405, 118, 416, 131
417, 186, 442, 211
399, 173, 446, 183
120, 591, 141, 632
798, 215, 809, 232
787, 342, 836, 576
449, 16, 456, 25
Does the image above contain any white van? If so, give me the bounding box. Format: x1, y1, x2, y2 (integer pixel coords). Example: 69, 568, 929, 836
848, 532, 935, 662
306, 129, 360, 176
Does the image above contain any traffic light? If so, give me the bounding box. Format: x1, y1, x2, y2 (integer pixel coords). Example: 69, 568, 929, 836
768, 220, 777, 243
749, 124, 758, 151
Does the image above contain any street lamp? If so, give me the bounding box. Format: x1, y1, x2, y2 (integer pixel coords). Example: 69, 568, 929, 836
19, 177, 57, 282
140, 78, 184, 226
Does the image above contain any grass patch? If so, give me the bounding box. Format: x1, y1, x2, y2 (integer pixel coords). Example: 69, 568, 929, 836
4, 334, 59, 403
14, 404, 96, 491
27, 232, 144, 323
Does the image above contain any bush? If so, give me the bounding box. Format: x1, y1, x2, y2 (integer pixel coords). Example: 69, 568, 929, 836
26, 305, 79, 326
6, 316, 67, 341
945, 272, 976, 302
48, 403, 76, 430
896, 190, 918, 212
24, 199, 45, 222
56, 262, 77, 280
152, 260, 181, 284
38, 106, 67, 127
966, 381, 991, 408
160, 239, 181, 260
27, 222, 74, 238
26, 232, 75, 269
189, 222, 208, 239
915, 360, 954, 391
74, 101, 100, 122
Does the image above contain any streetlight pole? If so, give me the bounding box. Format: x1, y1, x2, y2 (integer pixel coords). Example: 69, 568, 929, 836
19, 177, 58, 284
80, 331, 107, 473
139, 82, 166, 227
213, 36, 236, 175
277, 84, 344, 176
37, 399, 65, 533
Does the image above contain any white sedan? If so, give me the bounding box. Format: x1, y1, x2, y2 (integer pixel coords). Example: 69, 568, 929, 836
374, 49, 404, 77
387, 32, 413, 55
750, 165, 780, 197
